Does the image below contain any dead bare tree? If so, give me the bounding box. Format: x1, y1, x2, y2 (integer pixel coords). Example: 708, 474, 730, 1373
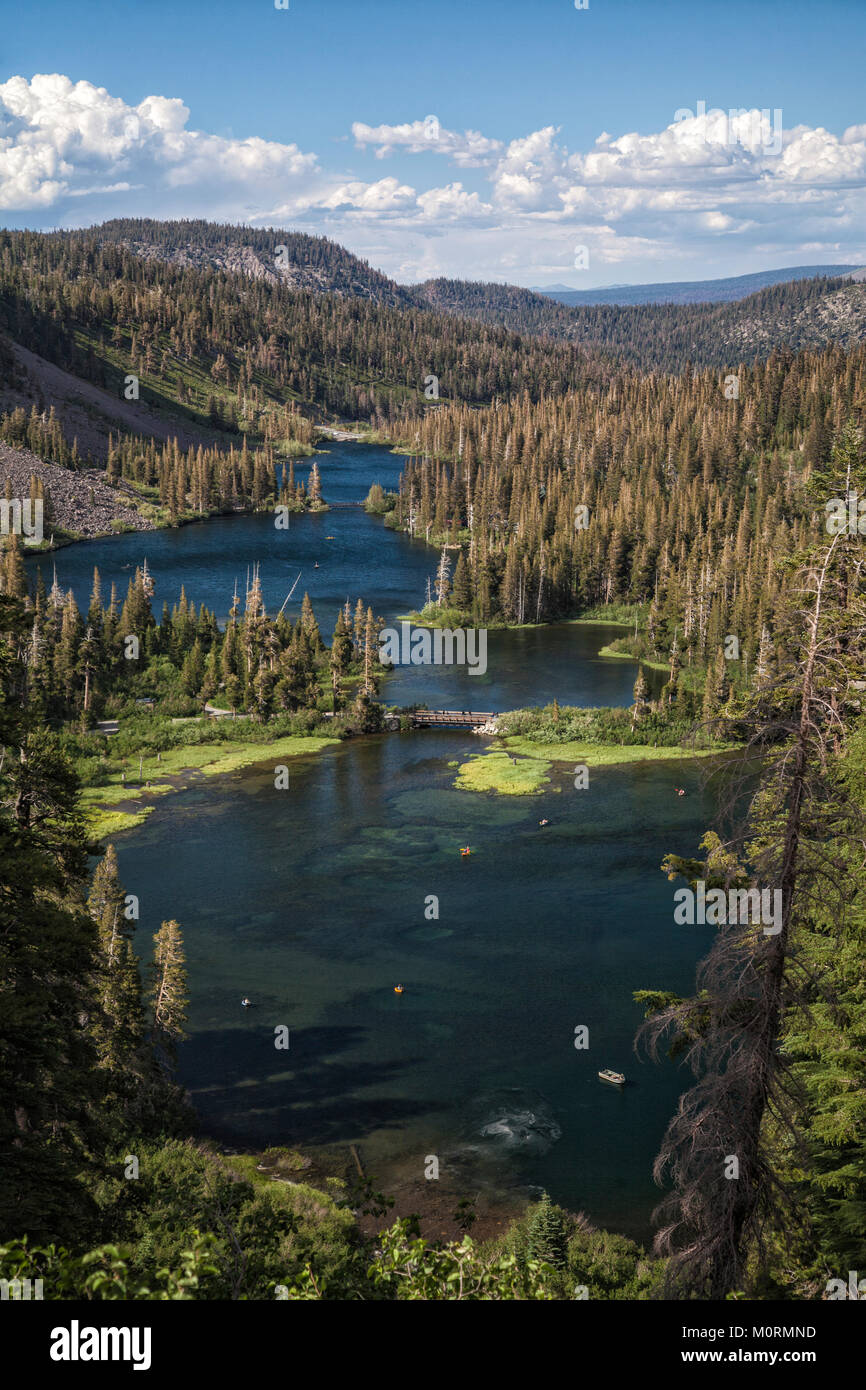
638, 525, 866, 1298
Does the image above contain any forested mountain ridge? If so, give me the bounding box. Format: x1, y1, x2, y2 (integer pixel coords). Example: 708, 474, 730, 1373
0, 228, 599, 442
415, 274, 866, 372
57, 220, 866, 376
87, 218, 415, 306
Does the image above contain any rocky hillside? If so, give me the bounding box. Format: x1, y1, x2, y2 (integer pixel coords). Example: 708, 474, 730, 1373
88, 219, 413, 306
726, 278, 866, 357
0, 441, 153, 542
0, 339, 230, 463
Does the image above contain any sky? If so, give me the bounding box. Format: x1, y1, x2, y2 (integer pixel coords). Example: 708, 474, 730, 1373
2, 0, 866, 287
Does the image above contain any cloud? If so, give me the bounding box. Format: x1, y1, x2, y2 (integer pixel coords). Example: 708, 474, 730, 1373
492, 127, 567, 208
1, 76, 865, 284
0, 73, 319, 212
322, 177, 416, 211
352, 119, 502, 168
416, 183, 491, 220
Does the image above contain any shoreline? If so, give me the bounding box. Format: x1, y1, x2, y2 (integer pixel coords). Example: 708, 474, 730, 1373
452, 737, 733, 796
25, 495, 330, 556
393, 612, 643, 634
214, 1142, 531, 1248
9, 436, 343, 556
83, 732, 340, 838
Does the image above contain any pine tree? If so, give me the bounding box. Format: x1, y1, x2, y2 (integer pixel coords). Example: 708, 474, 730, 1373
86, 567, 103, 636
631, 668, 649, 729
1, 535, 28, 599
435, 547, 451, 607
780, 878, 866, 1270
662, 632, 682, 707
300, 591, 321, 650
149, 920, 188, 1074
362, 606, 379, 696
353, 597, 366, 655
0, 590, 102, 1242
308, 460, 323, 507
526, 1192, 568, 1270
452, 550, 471, 611
330, 609, 353, 711
54, 590, 83, 708
200, 642, 221, 704
180, 639, 205, 698
87, 845, 150, 1121
78, 625, 100, 714
701, 650, 729, 723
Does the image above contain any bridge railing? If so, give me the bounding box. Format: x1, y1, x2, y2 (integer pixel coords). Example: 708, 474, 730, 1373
410, 709, 498, 725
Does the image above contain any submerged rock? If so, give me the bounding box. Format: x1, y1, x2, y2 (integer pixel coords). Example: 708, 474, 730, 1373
472, 1088, 562, 1156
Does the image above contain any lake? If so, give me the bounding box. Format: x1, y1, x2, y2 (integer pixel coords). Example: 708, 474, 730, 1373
33, 442, 718, 1240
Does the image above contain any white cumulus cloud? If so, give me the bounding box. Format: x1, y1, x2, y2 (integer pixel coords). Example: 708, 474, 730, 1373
0, 73, 319, 213
352, 119, 502, 167
2, 76, 865, 284
322, 177, 416, 211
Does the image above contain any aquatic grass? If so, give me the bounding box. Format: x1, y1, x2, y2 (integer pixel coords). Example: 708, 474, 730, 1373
596, 645, 642, 661
454, 750, 551, 795
199, 735, 339, 777
87, 806, 155, 839
503, 736, 729, 765
80, 782, 174, 808
78, 736, 339, 808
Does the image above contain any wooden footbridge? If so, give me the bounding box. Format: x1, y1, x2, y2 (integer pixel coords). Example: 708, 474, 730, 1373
410, 709, 498, 728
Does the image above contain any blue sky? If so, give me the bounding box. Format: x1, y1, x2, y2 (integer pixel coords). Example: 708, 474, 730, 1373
3, 0, 866, 285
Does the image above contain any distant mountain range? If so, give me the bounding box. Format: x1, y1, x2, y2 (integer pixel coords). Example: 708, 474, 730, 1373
529, 266, 865, 307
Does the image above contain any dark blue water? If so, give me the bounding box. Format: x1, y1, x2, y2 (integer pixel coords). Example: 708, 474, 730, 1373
28, 443, 429, 627
42, 443, 715, 1238
27, 441, 659, 710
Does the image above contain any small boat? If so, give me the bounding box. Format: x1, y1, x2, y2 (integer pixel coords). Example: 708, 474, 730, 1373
598, 1068, 626, 1086
394, 984, 404, 994
326, 536, 336, 540
241, 997, 252, 1008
